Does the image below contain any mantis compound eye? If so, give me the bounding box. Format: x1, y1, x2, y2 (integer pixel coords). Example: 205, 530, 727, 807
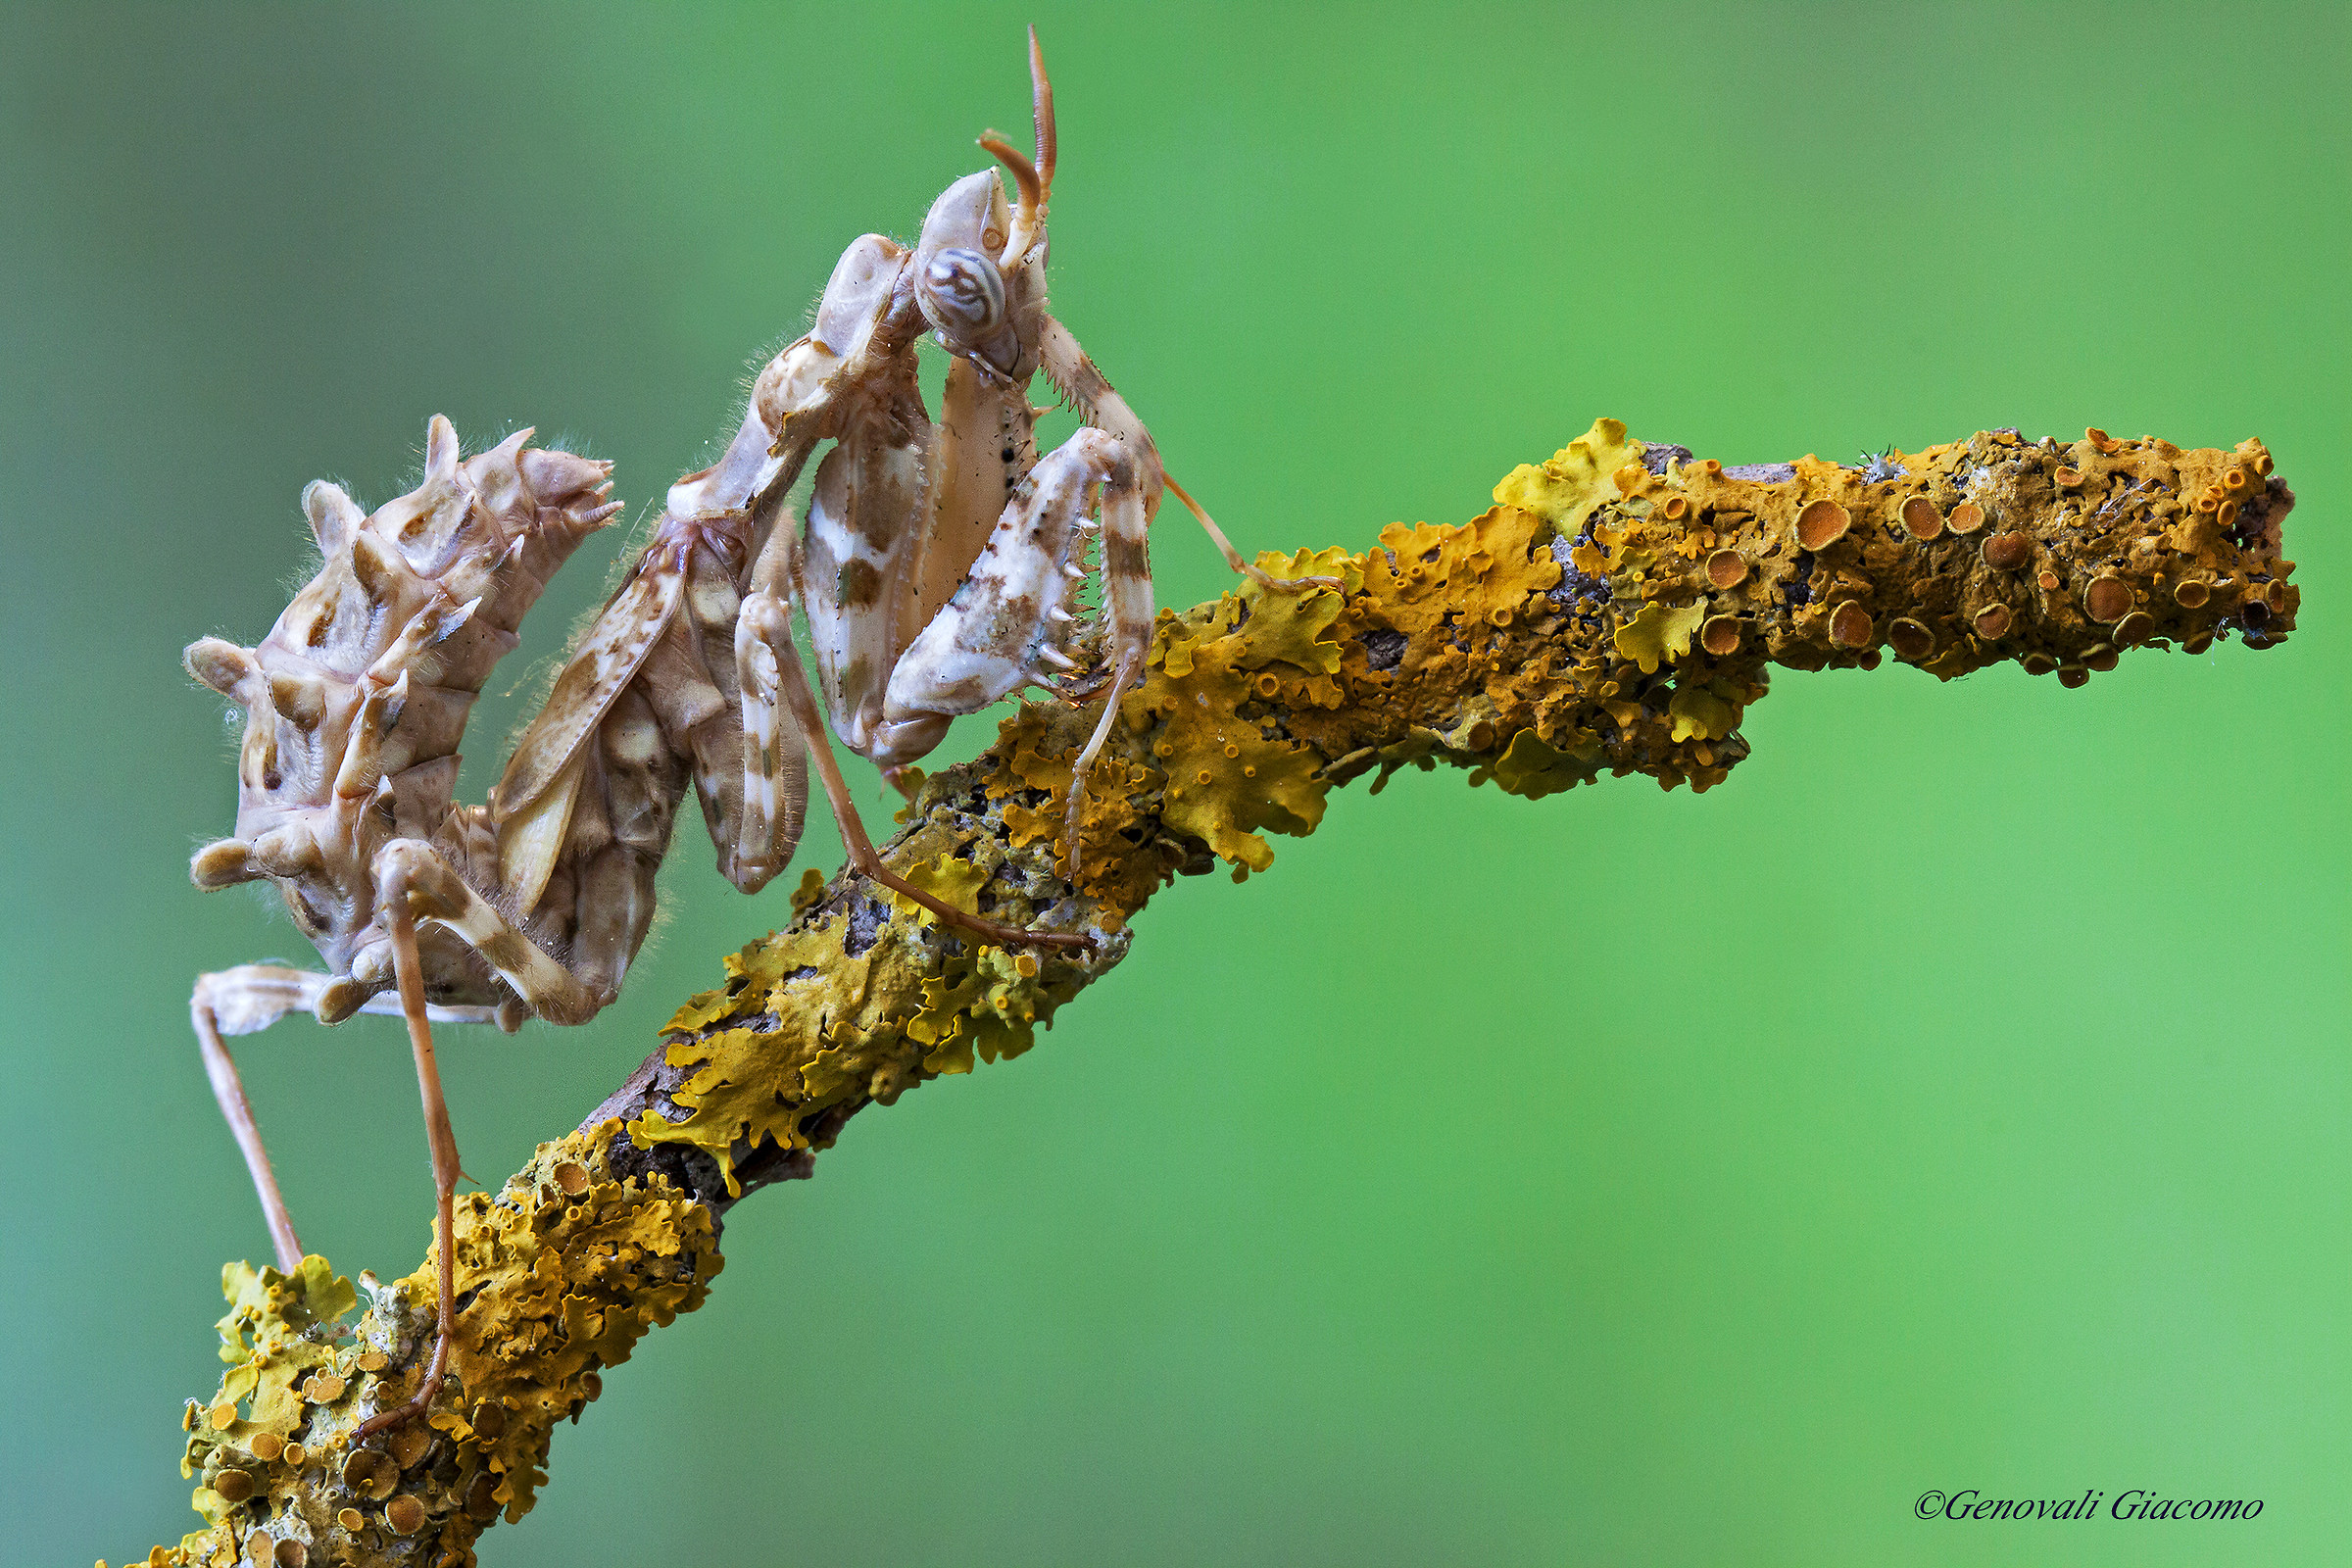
917, 246, 1007, 348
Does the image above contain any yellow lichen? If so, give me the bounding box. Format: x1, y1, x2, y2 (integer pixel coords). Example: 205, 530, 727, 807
405, 1122, 719, 1522
177, 1255, 359, 1532
1666, 680, 1740, 743
888, 851, 992, 926
617, 546, 1387, 1188
1486, 728, 1603, 799
626, 832, 1090, 1188
984, 702, 1157, 901
156, 1123, 715, 1567
1118, 603, 1330, 873
1614, 601, 1705, 673
1493, 416, 1640, 534
1229, 546, 1360, 709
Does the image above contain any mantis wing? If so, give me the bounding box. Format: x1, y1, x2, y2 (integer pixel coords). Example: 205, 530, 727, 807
492, 564, 685, 908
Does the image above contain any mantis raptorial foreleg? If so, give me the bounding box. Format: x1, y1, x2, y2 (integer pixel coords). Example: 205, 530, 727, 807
875, 427, 1157, 876
1063, 450, 1155, 872
749, 520, 1091, 950
731, 518, 813, 894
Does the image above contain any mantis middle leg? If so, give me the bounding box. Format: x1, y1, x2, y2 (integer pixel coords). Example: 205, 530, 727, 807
349, 838, 608, 1437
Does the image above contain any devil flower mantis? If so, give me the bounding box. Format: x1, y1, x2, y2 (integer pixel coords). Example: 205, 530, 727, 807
181, 29, 1330, 1435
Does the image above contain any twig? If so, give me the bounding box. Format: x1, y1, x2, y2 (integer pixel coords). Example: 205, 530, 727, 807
119, 419, 2298, 1567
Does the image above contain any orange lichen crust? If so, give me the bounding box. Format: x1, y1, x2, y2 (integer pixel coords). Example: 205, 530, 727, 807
122, 418, 2296, 1567
1601, 425, 2297, 686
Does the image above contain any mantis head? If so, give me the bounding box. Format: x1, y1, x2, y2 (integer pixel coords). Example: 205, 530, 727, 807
913, 25, 1056, 379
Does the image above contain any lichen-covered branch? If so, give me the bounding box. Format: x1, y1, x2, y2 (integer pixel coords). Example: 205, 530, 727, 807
121, 419, 2298, 1567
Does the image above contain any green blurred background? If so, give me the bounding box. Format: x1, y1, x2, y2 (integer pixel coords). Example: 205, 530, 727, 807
4, 2, 2345, 1563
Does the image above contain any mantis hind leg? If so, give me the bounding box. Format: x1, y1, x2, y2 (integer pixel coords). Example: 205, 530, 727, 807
190, 966, 509, 1281
189, 970, 315, 1275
